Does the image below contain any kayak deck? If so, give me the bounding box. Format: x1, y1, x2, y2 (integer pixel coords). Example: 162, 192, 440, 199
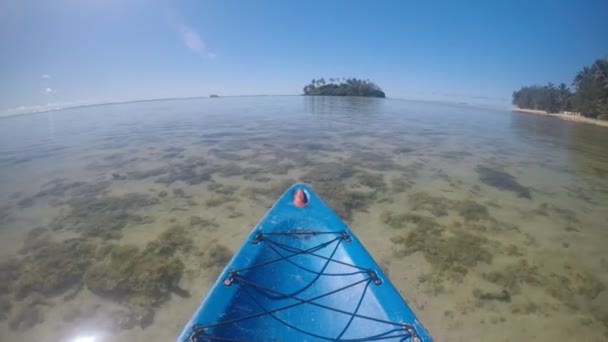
178, 183, 432, 341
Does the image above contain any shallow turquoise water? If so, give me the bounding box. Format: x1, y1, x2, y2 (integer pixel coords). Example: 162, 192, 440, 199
0, 96, 607, 341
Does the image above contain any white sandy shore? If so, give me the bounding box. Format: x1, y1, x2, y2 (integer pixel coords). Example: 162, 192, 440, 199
514, 108, 608, 128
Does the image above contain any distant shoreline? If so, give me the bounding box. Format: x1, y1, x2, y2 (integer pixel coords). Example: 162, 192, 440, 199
513, 108, 608, 128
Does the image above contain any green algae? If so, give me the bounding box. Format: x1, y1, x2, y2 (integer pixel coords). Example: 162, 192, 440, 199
209, 148, 246, 161
299, 164, 379, 220
206, 195, 238, 208
81, 226, 199, 327
355, 171, 386, 191
16, 238, 97, 299
156, 162, 211, 185
381, 212, 438, 230
393, 222, 491, 280
128, 167, 168, 180
49, 192, 160, 239
347, 151, 395, 171
456, 200, 491, 222
486, 259, 607, 331
390, 177, 413, 193
0, 295, 11, 321
36, 179, 110, 199
245, 179, 297, 202
84, 243, 184, 326
145, 226, 193, 256
207, 182, 239, 196
409, 192, 451, 217
483, 260, 543, 294
202, 244, 233, 268
476, 166, 532, 199
472, 288, 511, 302
19, 227, 50, 255
190, 216, 219, 229
0, 258, 22, 295
9, 303, 44, 331
409, 191, 494, 222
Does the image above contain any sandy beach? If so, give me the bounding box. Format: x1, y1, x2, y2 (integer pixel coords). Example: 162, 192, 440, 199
514, 108, 608, 128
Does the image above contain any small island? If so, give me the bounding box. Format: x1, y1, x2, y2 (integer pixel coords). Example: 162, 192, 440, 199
303, 77, 386, 98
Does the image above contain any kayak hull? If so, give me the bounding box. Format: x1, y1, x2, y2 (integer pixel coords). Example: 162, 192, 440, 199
178, 183, 432, 341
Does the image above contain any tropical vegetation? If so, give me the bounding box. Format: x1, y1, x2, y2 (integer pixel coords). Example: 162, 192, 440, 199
303, 78, 386, 98
512, 59, 608, 119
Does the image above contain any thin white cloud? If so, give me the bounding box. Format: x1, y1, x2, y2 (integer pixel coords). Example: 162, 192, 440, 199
179, 25, 205, 54
44, 87, 54, 94
167, 9, 215, 59
42, 74, 51, 79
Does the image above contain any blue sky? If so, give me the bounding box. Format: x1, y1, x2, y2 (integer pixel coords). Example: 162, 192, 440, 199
0, 0, 607, 114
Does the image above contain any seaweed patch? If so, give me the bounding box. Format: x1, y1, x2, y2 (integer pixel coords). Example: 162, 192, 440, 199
476, 166, 532, 199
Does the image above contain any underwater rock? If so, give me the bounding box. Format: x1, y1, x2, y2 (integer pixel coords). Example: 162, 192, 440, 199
9, 303, 44, 331
16, 238, 97, 298
476, 166, 532, 199
158, 190, 168, 198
